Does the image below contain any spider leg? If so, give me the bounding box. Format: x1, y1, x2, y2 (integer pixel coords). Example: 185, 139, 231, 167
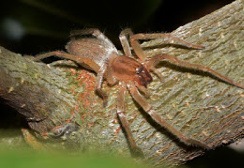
146, 54, 244, 89
96, 67, 108, 107
127, 82, 211, 149
134, 82, 151, 98
34, 51, 109, 105
130, 32, 204, 62
119, 28, 134, 57
33, 50, 100, 72
119, 28, 147, 61
131, 33, 204, 49
116, 83, 144, 157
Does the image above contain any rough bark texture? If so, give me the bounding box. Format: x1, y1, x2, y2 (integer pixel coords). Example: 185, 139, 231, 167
0, 0, 243, 167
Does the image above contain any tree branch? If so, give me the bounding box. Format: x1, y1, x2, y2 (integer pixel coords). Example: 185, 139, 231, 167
0, 0, 243, 167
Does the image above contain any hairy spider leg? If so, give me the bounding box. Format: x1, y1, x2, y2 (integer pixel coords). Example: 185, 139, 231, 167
96, 66, 109, 107
119, 29, 134, 57
130, 31, 204, 61
124, 29, 243, 88
116, 83, 144, 157
118, 29, 242, 149
119, 28, 205, 81
127, 82, 211, 149
145, 54, 244, 89
34, 51, 100, 71
33, 50, 110, 106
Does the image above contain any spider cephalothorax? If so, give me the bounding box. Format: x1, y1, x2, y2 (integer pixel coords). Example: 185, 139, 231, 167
34, 28, 244, 156
109, 56, 153, 87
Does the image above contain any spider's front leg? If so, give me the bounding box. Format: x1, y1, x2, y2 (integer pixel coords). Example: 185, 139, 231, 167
119, 29, 136, 57
127, 82, 211, 149
116, 83, 144, 157
121, 28, 204, 61
145, 54, 244, 89
119, 28, 142, 59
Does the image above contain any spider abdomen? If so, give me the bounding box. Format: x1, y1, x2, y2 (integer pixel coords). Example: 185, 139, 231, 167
66, 37, 118, 68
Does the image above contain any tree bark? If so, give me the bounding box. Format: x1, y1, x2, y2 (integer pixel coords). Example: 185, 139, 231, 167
0, 0, 243, 167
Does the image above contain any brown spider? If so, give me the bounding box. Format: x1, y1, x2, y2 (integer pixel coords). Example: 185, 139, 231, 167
34, 28, 244, 156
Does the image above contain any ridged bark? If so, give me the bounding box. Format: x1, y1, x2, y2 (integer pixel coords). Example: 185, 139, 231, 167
0, 0, 243, 167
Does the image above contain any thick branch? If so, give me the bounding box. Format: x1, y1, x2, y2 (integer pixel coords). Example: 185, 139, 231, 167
0, 0, 243, 167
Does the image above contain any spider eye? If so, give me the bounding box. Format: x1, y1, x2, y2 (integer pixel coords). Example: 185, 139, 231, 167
136, 66, 144, 74
135, 66, 152, 87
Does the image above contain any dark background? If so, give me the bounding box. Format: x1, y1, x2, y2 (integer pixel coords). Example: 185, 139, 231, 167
0, 0, 243, 167
0, 0, 237, 54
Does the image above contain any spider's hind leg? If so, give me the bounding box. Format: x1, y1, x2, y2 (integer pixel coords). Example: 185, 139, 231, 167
131, 33, 205, 50
33, 51, 100, 73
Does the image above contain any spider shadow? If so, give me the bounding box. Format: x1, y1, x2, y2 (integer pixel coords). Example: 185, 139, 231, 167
142, 43, 203, 51
156, 61, 235, 87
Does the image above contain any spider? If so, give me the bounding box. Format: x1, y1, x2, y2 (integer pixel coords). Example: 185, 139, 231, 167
34, 28, 244, 156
